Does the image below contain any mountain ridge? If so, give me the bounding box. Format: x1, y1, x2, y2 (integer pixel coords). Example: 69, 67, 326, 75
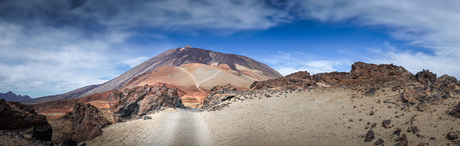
21, 46, 282, 104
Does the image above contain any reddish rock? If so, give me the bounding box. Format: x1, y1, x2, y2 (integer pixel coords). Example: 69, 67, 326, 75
402, 87, 417, 103
446, 132, 458, 140
417, 101, 429, 111
250, 71, 314, 89
365, 130, 375, 142
431, 94, 443, 105
61, 103, 112, 142
0, 99, 52, 141
109, 83, 184, 121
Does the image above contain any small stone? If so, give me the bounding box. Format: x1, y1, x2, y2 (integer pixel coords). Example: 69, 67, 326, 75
365, 130, 375, 142
370, 111, 375, 115
430, 137, 436, 140
417, 101, 429, 111
400, 134, 408, 146
446, 132, 459, 140
359, 119, 363, 121
365, 126, 369, 129
143, 116, 152, 120
382, 119, 392, 128
393, 128, 401, 136
367, 122, 371, 125
349, 119, 354, 122
371, 123, 377, 129
374, 138, 384, 145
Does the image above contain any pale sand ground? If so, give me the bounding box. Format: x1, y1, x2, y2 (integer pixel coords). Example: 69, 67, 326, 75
84, 88, 460, 146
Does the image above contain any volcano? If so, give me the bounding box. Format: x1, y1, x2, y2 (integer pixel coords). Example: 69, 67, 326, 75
21, 46, 282, 104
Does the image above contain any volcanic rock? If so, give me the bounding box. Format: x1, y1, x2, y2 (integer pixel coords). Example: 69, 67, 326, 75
250, 71, 314, 90
62, 138, 78, 146
402, 87, 417, 103
109, 83, 184, 122
365, 130, 375, 142
400, 134, 408, 146
431, 94, 443, 105
0, 99, 52, 141
374, 138, 384, 145
382, 119, 392, 128
417, 101, 429, 111
449, 101, 460, 118
415, 69, 437, 85
447, 132, 459, 140
59, 103, 112, 142
202, 85, 239, 110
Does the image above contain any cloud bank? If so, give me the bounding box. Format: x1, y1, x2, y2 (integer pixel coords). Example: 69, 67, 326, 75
1, 0, 460, 97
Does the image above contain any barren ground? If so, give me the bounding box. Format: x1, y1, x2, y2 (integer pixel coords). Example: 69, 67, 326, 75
84, 88, 460, 146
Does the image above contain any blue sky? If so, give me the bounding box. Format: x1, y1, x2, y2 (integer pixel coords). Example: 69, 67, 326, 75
1, 0, 459, 97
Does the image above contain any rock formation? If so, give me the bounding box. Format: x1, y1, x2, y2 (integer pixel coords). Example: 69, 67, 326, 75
109, 83, 185, 122
0, 91, 31, 102
59, 103, 112, 142
201, 84, 239, 110
250, 62, 416, 91
0, 99, 52, 141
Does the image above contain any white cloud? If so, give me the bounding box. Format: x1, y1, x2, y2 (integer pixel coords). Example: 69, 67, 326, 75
0, 22, 145, 97
257, 51, 351, 76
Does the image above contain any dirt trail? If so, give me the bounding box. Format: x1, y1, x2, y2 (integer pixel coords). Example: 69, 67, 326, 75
85, 109, 211, 146
178, 67, 205, 94
197, 71, 221, 88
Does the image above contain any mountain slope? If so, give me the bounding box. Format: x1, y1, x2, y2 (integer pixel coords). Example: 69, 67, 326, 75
0, 91, 31, 102
22, 46, 281, 104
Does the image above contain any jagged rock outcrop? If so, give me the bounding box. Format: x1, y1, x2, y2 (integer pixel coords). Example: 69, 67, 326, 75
0, 91, 31, 102
250, 71, 314, 89
415, 69, 437, 85
60, 103, 112, 142
201, 85, 239, 110
0, 99, 52, 141
109, 83, 185, 122
250, 62, 416, 91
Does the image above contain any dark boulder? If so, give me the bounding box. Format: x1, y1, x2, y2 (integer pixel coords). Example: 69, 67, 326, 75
374, 138, 384, 145
109, 83, 185, 122
62, 138, 78, 146
0, 99, 52, 141
449, 102, 460, 118
415, 69, 437, 85
365, 130, 375, 142
382, 119, 392, 128
446, 132, 458, 140
400, 134, 408, 146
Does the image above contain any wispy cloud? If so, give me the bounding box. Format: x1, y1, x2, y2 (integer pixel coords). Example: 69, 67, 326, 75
257, 51, 351, 76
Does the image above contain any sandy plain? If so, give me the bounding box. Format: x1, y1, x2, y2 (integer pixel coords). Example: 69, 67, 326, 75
85, 87, 460, 146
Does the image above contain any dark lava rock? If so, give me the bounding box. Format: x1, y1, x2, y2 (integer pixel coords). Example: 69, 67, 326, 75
449, 102, 460, 118
374, 138, 384, 145
365, 130, 375, 142
400, 134, 408, 146
407, 126, 419, 134
62, 138, 78, 146
382, 119, 392, 128
371, 123, 377, 129
370, 111, 374, 115
364, 88, 377, 97
446, 132, 459, 140
61, 103, 112, 142
415, 69, 437, 85
0, 99, 52, 141
393, 127, 401, 136
143, 116, 152, 120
